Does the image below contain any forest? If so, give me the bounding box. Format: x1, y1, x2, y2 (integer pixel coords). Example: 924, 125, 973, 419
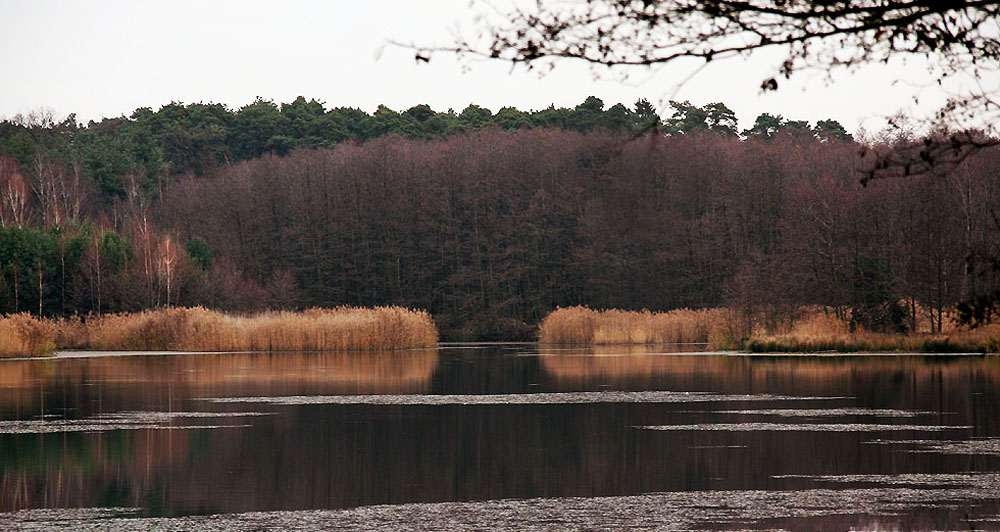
0, 96, 996, 340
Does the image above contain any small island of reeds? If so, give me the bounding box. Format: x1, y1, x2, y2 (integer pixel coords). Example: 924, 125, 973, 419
539, 306, 1000, 354
538, 306, 732, 347
0, 306, 438, 358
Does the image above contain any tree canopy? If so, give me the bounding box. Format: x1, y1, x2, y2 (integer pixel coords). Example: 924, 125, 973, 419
0, 96, 996, 335
413, 1, 1000, 175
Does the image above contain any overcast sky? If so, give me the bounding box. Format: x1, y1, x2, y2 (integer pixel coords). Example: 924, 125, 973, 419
1, 0, 994, 134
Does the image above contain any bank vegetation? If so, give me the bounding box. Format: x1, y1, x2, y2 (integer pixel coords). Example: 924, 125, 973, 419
2, 99, 999, 340
0, 306, 438, 357
539, 306, 1000, 353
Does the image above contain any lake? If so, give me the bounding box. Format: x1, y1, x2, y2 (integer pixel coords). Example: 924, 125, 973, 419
1, 345, 998, 531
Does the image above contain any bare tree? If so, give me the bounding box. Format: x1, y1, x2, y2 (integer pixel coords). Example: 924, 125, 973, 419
85, 228, 106, 314
157, 235, 178, 307
31, 155, 92, 228
858, 128, 998, 183
0, 156, 32, 227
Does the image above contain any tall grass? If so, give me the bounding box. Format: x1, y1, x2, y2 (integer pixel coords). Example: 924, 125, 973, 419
717, 306, 999, 353
0, 306, 438, 357
539, 306, 1000, 353
0, 314, 56, 357
746, 317, 1000, 353
539, 306, 733, 347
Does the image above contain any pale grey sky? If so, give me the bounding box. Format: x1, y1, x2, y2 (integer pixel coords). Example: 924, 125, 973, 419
1, 0, 993, 134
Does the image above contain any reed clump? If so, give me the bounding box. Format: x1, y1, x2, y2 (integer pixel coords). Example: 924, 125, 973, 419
745, 329, 1000, 353
745, 312, 1000, 353
0, 313, 57, 358
538, 306, 1000, 353
0, 306, 438, 356
539, 306, 732, 347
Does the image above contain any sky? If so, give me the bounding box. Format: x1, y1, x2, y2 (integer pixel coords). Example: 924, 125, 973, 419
1, 0, 995, 135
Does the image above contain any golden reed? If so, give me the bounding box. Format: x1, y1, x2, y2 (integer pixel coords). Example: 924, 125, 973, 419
0, 306, 438, 357
0, 313, 57, 357
539, 306, 1000, 353
746, 312, 1000, 353
538, 306, 732, 347
743, 324, 1000, 353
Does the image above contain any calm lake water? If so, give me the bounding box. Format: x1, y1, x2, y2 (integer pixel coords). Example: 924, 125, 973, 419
1, 345, 998, 531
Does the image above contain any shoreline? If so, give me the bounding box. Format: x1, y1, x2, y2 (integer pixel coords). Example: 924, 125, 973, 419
2, 345, 994, 364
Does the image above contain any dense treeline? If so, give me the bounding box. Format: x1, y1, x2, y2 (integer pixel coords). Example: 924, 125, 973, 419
0, 96, 680, 319
159, 129, 999, 339
0, 97, 850, 200
0, 96, 994, 339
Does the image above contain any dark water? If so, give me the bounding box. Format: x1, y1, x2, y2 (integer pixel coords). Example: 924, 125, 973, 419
1, 345, 999, 531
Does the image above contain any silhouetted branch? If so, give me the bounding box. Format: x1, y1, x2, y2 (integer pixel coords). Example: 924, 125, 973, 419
859, 130, 1000, 184
408, 1, 1000, 176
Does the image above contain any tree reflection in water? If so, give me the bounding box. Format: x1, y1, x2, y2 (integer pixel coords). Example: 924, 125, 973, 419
0, 347, 997, 531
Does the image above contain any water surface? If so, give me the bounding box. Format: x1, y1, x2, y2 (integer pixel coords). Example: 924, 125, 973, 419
1, 345, 998, 530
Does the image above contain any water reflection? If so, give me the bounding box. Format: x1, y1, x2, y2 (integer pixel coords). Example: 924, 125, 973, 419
0, 346, 998, 531
0, 349, 439, 513
540, 345, 1000, 394
0, 349, 439, 404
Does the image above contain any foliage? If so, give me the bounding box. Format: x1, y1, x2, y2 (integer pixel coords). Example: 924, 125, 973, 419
186, 236, 212, 270
1, 97, 998, 338
0, 95, 856, 210
414, 1, 1000, 179
75, 118, 168, 197
154, 128, 1000, 338
663, 101, 738, 136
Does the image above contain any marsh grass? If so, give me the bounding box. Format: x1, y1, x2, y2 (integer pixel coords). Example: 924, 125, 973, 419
539, 306, 733, 348
0, 314, 57, 357
746, 323, 1000, 353
0, 306, 438, 357
742, 309, 1000, 353
539, 306, 1000, 353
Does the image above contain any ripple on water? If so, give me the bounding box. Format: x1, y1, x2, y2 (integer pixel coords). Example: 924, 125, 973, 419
0, 411, 270, 434
865, 437, 1000, 455
772, 472, 1000, 485
711, 407, 934, 417
636, 422, 971, 432
2, 474, 999, 531
199, 391, 847, 406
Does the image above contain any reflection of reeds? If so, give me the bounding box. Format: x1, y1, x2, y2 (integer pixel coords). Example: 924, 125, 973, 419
540, 347, 1000, 389
0, 349, 439, 394
0, 306, 438, 357
539, 306, 730, 347
540, 349, 720, 383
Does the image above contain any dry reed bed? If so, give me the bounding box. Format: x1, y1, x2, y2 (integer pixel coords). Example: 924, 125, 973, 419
746, 326, 1000, 353
743, 311, 1000, 353
539, 306, 731, 347
0, 306, 438, 357
539, 306, 1000, 353
0, 314, 57, 357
